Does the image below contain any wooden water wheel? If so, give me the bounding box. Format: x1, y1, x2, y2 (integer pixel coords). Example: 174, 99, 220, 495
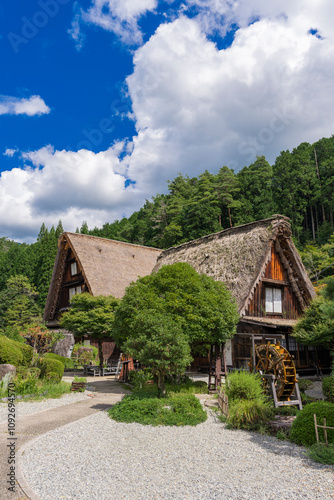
249, 342, 297, 401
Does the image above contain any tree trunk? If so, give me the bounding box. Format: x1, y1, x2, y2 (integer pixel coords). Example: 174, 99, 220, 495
314, 148, 326, 222
310, 205, 316, 241
227, 204, 232, 228
157, 372, 166, 398
315, 204, 319, 235
98, 338, 104, 376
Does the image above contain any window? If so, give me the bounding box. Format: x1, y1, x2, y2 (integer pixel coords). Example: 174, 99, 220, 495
71, 262, 77, 276
265, 287, 282, 313
69, 286, 82, 301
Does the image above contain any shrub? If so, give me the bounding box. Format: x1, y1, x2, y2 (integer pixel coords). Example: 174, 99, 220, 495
227, 399, 273, 430
46, 372, 60, 384
29, 367, 41, 379
308, 443, 334, 464
37, 358, 64, 382
44, 353, 74, 370
290, 401, 334, 447
0, 335, 23, 366
16, 341, 33, 366
14, 375, 38, 395
322, 376, 334, 403
298, 379, 313, 392
72, 344, 98, 365
273, 405, 298, 416
226, 371, 265, 402
129, 370, 153, 389
16, 366, 30, 379
109, 392, 207, 426
166, 393, 207, 426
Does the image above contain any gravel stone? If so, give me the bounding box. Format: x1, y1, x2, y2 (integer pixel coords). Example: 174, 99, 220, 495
20, 410, 334, 500
0, 392, 91, 423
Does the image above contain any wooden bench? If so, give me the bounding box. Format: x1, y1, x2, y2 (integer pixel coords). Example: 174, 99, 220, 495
84, 365, 120, 377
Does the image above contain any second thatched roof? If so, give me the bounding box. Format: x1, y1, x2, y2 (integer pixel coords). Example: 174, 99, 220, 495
153, 215, 315, 315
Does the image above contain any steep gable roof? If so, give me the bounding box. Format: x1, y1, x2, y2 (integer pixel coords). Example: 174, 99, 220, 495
44, 233, 162, 322
153, 215, 315, 315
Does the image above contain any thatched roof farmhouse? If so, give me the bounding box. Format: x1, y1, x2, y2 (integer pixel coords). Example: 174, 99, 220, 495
44, 232, 161, 325
44, 216, 329, 372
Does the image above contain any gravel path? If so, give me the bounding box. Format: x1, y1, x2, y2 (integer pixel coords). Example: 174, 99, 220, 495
20, 410, 334, 500
0, 392, 91, 423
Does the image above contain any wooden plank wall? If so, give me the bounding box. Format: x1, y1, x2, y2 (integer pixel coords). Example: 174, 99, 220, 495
246, 246, 302, 319
58, 249, 86, 312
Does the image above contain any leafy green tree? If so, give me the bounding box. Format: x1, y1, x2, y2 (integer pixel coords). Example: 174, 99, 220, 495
34, 224, 59, 307
182, 171, 221, 240
55, 220, 64, 238
0, 241, 36, 290
214, 166, 240, 228
123, 312, 192, 396
60, 293, 120, 374
0, 275, 41, 332
293, 277, 334, 371
113, 263, 239, 393
80, 221, 89, 234
300, 236, 334, 282
236, 156, 275, 223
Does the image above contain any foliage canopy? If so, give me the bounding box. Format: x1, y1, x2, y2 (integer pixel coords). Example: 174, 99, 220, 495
60, 293, 120, 373
113, 262, 239, 396
113, 262, 239, 348
293, 277, 334, 367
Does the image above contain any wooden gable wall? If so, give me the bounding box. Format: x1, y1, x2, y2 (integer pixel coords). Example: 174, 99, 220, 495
245, 245, 302, 320
57, 248, 87, 314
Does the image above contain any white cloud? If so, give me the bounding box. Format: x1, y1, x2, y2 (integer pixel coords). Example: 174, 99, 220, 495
123, 13, 334, 196
0, 95, 50, 116
184, 1, 334, 42
3, 1, 334, 241
68, 11, 86, 51
0, 144, 142, 242
80, 0, 157, 45
3, 149, 18, 157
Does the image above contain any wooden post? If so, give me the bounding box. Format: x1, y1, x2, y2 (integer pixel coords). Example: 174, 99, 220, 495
251, 334, 256, 373
294, 379, 303, 410
323, 418, 328, 446
314, 414, 319, 444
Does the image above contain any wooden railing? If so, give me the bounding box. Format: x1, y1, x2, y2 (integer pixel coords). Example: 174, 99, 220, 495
218, 388, 229, 418
314, 414, 334, 446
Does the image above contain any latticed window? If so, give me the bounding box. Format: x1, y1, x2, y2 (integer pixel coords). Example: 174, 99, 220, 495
70, 262, 77, 276
69, 286, 82, 300
265, 287, 282, 313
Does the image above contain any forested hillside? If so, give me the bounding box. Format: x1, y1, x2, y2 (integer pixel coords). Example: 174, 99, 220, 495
1, 136, 334, 309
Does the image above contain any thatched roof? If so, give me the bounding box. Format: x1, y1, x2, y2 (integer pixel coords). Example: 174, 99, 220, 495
153, 215, 315, 315
240, 316, 298, 328
44, 233, 161, 322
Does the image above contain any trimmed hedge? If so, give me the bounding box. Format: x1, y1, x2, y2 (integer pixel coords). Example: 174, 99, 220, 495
109, 393, 207, 426
16, 341, 33, 366
290, 401, 334, 447
38, 358, 64, 382
322, 376, 334, 403
0, 336, 23, 366
44, 353, 74, 370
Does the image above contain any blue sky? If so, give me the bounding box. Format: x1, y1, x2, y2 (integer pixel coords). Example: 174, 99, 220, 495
1, 0, 334, 242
